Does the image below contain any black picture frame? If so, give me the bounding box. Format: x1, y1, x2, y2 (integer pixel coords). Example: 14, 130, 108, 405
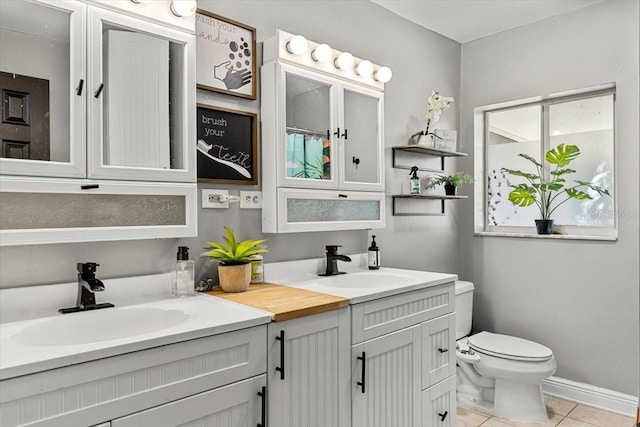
195, 10, 257, 100
196, 104, 258, 184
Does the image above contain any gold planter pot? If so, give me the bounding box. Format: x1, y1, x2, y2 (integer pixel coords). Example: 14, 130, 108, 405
218, 263, 251, 293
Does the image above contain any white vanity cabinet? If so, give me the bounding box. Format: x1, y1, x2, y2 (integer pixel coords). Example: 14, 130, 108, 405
350, 283, 457, 427
260, 30, 385, 233
0, 326, 267, 427
267, 308, 351, 427
0, 0, 197, 245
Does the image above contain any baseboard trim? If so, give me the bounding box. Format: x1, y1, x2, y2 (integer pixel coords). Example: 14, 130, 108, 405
542, 376, 637, 417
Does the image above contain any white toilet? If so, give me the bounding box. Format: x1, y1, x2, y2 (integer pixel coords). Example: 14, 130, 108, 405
455, 281, 557, 423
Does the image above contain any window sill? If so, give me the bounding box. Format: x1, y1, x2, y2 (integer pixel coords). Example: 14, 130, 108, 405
474, 231, 617, 241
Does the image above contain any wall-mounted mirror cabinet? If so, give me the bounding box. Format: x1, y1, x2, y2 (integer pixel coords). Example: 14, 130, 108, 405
0, 0, 197, 245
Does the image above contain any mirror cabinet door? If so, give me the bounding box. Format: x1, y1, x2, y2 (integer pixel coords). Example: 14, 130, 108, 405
88, 7, 195, 182
0, 0, 85, 177
281, 66, 337, 189
340, 84, 384, 190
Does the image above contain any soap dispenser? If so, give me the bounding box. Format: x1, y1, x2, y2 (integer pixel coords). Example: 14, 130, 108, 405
409, 166, 421, 195
171, 246, 195, 297
368, 235, 380, 270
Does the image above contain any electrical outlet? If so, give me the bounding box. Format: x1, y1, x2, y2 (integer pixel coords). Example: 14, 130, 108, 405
240, 191, 262, 209
202, 189, 229, 208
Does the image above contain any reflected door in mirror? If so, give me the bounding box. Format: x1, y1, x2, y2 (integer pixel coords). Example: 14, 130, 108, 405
0, 71, 50, 160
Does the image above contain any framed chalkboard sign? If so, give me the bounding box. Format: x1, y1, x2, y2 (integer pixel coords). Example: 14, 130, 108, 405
195, 10, 257, 100
196, 104, 258, 184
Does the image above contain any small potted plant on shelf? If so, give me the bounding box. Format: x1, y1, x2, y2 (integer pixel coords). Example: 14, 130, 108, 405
427, 172, 474, 196
501, 143, 610, 235
204, 226, 267, 292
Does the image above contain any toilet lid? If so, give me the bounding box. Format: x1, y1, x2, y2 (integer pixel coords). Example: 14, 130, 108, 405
468, 332, 553, 362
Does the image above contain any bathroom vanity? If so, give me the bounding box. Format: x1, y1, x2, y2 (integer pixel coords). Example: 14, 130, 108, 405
0, 261, 457, 427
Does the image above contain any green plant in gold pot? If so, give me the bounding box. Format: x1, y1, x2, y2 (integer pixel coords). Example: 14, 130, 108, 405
205, 226, 267, 292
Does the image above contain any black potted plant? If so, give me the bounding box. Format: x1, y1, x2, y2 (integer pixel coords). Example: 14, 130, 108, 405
501, 143, 610, 234
428, 172, 474, 196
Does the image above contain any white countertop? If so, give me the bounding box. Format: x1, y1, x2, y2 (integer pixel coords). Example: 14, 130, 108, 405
0, 275, 272, 380
266, 254, 458, 304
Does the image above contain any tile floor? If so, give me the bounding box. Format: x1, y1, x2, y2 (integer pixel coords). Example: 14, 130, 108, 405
457, 396, 636, 427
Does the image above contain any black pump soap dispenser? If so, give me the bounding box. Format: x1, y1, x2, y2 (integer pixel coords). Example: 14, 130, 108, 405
368, 235, 380, 270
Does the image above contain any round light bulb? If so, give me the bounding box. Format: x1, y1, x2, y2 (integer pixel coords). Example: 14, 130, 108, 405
170, 0, 197, 17
335, 52, 354, 70
356, 60, 374, 76
287, 35, 309, 56
375, 66, 393, 83
312, 43, 332, 63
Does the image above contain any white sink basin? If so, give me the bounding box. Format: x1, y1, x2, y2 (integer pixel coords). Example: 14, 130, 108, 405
13, 307, 190, 346
313, 271, 402, 288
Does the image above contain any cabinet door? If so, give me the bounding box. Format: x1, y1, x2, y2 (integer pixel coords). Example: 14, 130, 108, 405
268, 309, 351, 427
339, 82, 384, 191
352, 325, 421, 427
422, 376, 456, 427
112, 375, 266, 427
422, 313, 456, 389
0, 0, 85, 178
88, 7, 195, 182
277, 63, 338, 189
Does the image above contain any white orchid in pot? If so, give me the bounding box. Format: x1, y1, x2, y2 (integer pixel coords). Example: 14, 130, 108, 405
411, 90, 455, 144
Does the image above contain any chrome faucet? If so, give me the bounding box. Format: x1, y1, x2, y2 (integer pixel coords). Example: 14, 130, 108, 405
320, 245, 352, 276
59, 262, 114, 314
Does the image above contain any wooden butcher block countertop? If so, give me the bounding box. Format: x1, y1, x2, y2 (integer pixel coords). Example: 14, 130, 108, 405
207, 283, 349, 322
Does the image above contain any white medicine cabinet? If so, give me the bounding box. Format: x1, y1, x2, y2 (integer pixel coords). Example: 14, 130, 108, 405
0, 0, 197, 245
261, 30, 387, 233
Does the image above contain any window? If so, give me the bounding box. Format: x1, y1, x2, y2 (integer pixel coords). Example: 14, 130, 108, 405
476, 87, 616, 239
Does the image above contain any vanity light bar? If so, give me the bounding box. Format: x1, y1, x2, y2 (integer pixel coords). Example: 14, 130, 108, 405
130, 0, 198, 18
264, 29, 391, 89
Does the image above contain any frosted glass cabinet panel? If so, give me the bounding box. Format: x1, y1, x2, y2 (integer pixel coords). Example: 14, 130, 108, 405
274, 188, 385, 233
0, 0, 85, 178
89, 7, 195, 182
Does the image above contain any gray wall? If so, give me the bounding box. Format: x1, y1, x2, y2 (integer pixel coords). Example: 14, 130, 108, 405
458, 0, 639, 395
0, 2, 463, 289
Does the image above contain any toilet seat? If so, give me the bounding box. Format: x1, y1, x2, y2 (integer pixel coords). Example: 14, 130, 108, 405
468, 332, 553, 362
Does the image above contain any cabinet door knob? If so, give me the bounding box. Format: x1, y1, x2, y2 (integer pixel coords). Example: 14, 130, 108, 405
275, 330, 285, 380
438, 348, 448, 353
439, 410, 448, 421
94, 83, 104, 98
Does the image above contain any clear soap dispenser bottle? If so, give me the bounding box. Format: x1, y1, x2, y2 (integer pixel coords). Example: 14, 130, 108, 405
171, 246, 195, 297
368, 235, 380, 270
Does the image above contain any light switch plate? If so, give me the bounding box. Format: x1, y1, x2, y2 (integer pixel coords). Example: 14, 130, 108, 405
202, 189, 229, 208
240, 191, 262, 209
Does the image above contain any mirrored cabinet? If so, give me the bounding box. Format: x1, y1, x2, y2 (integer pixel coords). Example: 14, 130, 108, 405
261, 30, 387, 233
0, 0, 197, 245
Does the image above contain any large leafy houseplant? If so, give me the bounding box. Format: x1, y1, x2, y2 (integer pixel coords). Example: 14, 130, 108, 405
205, 227, 267, 292
501, 143, 609, 234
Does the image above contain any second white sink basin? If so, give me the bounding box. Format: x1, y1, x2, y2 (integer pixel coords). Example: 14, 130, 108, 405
13, 307, 190, 346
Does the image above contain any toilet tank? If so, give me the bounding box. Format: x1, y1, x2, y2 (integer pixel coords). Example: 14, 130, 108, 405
455, 281, 475, 339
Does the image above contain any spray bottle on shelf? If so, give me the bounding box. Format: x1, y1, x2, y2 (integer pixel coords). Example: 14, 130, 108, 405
368, 235, 380, 270
410, 166, 421, 195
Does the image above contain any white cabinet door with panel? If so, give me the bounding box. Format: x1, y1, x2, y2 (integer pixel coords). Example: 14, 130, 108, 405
352, 326, 422, 427
422, 376, 457, 427
112, 375, 267, 427
0, 0, 86, 178
268, 309, 351, 427
422, 313, 456, 389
